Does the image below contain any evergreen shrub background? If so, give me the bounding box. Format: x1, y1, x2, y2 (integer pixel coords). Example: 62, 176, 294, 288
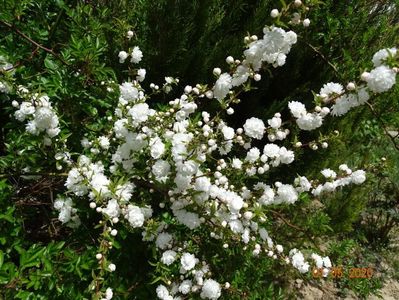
0, 0, 398, 299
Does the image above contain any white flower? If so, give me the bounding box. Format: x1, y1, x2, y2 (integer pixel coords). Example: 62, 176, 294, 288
372, 48, 397, 67
115, 182, 134, 202
131, 46, 143, 63
118, 51, 128, 63
321, 169, 337, 179
231, 65, 250, 87
296, 113, 323, 131
279, 147, 294, 164
366, 65, 396, 93
98, 136, 110, 149
263, 144, 280, 158
195, 176, 211, 192
232, 158, 243, 169
179, 280, 192, 295
152, 160, 171, 183
331, 95, 352, 116
288, 101, 306, 118
105, 287, 113, 300
161, 250, 177, 265
200, 279, 221, 299
128, 103, 151, 124
180, 252, 197, 271
120, 82, 139, 101
103, 199, 120, 218
156, 232, 173, 249
319, 82, 344, 98
295, 176, 311, 192
351, 170, 366, 184
246, 147, 260, 163
125, 205, 145, 228
243, 117, 265, 139
174, 209, 201, 229
323, 256, 332, 268
221, 126, 234, 140
268, 116, 281, 128
275, 184, 298, 204
291, 251, 309, 273
156, 285, 170, 300
150, 137, 166, 159
137, 68, 146, 82
90, 173, 110, 195
213, 73, 232, 100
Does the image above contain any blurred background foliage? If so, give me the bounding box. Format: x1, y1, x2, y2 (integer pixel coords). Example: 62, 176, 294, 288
1, 0, 399, 299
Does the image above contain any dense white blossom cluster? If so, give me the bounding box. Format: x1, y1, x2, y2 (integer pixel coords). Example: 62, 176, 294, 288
10, 5, 398, 299
53, 197, 80, 228
287, 47, 397, 127
13, 92, 60, 143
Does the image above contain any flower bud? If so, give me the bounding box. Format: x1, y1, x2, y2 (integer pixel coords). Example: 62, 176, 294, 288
213, 68, 222, 76
270, 9, 279, 18
226, 56, 234, 64
361, 71, 370, 81
346, 82, 356, 90
294, 0, 302, 7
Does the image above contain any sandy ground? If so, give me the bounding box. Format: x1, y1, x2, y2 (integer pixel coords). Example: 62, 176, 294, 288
292, 278, 399, 299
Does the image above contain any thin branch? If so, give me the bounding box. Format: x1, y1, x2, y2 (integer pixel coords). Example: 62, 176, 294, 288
365, 101, 399, 151
269, 209, 305, 232
302, 40, 340, 78
0, 20, 69, 66
0, 172, 68, 179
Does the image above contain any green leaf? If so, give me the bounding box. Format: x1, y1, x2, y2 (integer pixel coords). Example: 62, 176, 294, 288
0, 250, 4, 269
44, 56, 58, 71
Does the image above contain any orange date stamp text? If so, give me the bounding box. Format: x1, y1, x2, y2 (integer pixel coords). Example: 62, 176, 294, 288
312, 267, 373, 279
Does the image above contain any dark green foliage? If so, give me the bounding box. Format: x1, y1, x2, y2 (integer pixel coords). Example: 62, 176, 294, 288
1, 0, 399, 299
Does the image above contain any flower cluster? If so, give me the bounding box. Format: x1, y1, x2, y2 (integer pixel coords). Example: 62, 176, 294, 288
10, 3, 399, 299
13, 91, 60, 144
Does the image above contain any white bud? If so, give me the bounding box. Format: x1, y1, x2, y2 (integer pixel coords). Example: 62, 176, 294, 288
254, 74, 261, 81
270, 9, 279, 18
294, 0, 302, 7
110, 229, 118, 236
226, 107, 234, 115
184, 85, 192, 94
108, 263, 116, 272
322, 142, 328, 149
361, 72, 370, 81
205, 90, 214, 99
127, 30, 134, 39
96, 253, 102, 260
89, 202, 96, 209
295, 142, 302, 148
226, 56, 234, 64
303, 18, 310, 27
347, 82, 356, 90
213, 68, 222, 76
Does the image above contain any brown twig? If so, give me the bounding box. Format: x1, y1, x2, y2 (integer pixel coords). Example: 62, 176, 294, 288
0, 20, 69, 66
365, 101, 399, 151
303, 40, 340, 78
269, 209, 305, 232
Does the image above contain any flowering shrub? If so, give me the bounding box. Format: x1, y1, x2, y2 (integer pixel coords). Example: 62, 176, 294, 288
1, 0, 398, 299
